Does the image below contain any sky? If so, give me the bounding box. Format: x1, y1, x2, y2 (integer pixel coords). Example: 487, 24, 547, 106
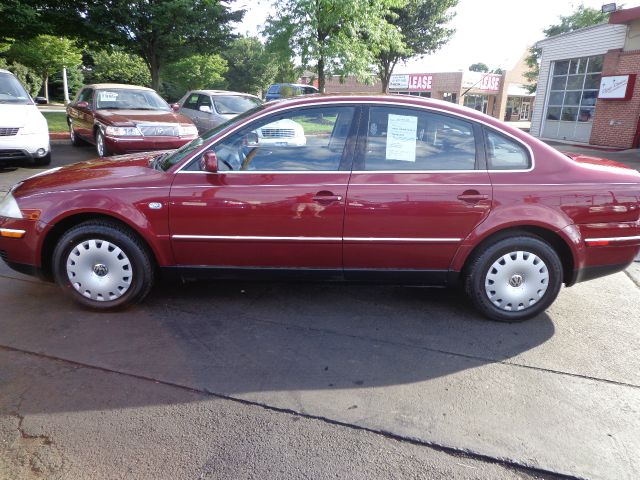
234, 0, 640, 72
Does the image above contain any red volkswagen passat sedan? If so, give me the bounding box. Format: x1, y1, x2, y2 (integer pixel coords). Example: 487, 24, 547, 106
67, 83, 198, 157
2, 95, 639, 321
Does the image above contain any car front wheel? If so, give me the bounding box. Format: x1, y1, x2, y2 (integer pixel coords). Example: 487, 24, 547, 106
464, 234, 563, 322
95, 129, 110, 157
52, 220, 154, 310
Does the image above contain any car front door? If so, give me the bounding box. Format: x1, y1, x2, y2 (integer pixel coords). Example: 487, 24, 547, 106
343, 105, 493, 283
169, 105, 359, 274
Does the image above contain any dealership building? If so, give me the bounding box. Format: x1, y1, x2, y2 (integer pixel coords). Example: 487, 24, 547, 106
531, 6, 640, 148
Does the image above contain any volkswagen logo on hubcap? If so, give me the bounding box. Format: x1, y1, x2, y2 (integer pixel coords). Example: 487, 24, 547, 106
93, 264, 109, 277
509, 274, 524, 287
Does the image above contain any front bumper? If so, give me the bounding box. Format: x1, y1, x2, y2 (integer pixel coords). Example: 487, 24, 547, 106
0, 132, 50, 163
104, 135, 196, 155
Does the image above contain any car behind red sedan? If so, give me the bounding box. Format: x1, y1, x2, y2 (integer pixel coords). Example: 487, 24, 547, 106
67, 83, 198, 157
2, 95, 639, 321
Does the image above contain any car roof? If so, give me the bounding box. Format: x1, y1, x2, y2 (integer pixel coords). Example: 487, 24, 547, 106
83, 83, 155, 91
260, 93, 532, 139
271, 83, 318, 89
188, 90, 260, 99
0, 68, 13, 74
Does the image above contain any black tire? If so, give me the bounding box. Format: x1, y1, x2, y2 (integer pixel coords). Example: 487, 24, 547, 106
69, 120, 85, 146
52, 220, 154, 310
31, 152, 51, 166
464, 234, 563, 322
95, 129, 110, 157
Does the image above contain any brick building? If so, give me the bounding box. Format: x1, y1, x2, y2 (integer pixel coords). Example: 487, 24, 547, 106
531, 6, 640, 148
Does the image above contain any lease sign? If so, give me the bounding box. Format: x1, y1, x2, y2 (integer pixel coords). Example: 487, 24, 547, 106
389, 73, 433, 91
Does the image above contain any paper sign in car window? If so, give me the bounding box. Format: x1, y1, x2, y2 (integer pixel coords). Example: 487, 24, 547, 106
98, 91, 118, 101
385, 114, 417, 162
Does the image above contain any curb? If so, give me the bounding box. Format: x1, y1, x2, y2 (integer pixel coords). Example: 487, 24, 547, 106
50, 132, 70, 140
627, 262, 640, 288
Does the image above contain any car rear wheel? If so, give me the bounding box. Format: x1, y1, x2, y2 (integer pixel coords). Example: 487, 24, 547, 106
52, 220, 154, 310
464, 234, 563, 322
95, 130, 110, 157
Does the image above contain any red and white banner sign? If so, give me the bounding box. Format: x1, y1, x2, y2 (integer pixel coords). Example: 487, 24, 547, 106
389, 73, 433, 91
462, 72, 501, 92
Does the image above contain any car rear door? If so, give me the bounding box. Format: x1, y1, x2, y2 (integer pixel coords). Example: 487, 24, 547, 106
343, 105, 492, 283
169, 104, 359, 274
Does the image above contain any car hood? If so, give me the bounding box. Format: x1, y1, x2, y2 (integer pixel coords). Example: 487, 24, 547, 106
95, 109, 192, 126
0, 104, 42, 128
13, 151, 172, 198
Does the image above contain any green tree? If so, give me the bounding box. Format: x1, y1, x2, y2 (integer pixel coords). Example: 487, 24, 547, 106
7, 35, 82, 101
374, 0, 457, 92
525, 5, 609, 92
265, 0, 404, 93
0, 1, 82, 42
79, 1, 243, 90
88, 50, 151, 86
223, 37, 278, 96
469, 62, 489, 72
163, 54, 228, 101
49, 64, 83, 101
0, 59, 42, 97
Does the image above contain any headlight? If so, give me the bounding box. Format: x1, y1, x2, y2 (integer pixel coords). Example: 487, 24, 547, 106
105, 126, 143, 136
178, 125, 198, 136
0, 193, 23, 219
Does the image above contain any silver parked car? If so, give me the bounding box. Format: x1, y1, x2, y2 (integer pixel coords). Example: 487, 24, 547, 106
176, 90, 262, 134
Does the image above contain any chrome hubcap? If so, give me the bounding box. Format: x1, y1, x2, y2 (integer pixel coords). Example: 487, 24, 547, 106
66, 239, 132, 302
97, 133, 104, 156
484, 251, 549, 312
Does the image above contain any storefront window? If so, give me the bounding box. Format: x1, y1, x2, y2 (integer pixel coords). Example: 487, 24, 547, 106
442, 92, 457, 103
463, 94, 488, 113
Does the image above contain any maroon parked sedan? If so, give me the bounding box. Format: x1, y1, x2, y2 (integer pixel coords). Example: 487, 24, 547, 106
2, 95, 639, 321
67, 83, 198, 157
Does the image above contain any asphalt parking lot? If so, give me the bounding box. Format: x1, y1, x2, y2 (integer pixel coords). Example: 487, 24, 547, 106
1, 141, 639, 479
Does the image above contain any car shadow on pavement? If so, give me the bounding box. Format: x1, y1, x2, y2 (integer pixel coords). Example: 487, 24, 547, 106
0, 274, 556, 415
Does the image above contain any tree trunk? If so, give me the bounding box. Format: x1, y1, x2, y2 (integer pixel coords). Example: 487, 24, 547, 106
43, 74, 49, 101
150, 55, 160, 91
318, 55, 325, 93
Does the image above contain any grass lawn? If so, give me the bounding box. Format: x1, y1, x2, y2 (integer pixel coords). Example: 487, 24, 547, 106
42, 112, 68, 133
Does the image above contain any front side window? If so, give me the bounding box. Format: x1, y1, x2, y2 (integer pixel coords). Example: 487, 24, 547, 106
362, 107, 477, 171
77, 88, 94, 107
485, 131, 530, 170
183, 93, 199, 110
188, 106, 356, 172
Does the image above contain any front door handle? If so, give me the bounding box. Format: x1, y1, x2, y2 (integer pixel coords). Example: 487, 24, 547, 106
457, 190, 489, 203
313, 191, 343, 203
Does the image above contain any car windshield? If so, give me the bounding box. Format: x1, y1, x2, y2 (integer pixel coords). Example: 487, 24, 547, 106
157, 104, 267, 171
0, 72, 33, 105
213, 95, 262, 115
95, 88, 170, 111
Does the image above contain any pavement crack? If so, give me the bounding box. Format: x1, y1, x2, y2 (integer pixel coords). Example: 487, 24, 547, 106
0, 343, 580, 480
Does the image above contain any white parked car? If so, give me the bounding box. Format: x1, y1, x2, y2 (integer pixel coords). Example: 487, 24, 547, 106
0, 69, 50, 166
254, 118, 307, 146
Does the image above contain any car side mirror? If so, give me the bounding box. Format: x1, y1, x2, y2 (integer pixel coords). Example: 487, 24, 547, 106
35, 96, 48, 105
201, 151, 218, 173
171, 103, 180, 112
76, 101, 89, 109
244, 131, 259, 146
198, 105, 212, 114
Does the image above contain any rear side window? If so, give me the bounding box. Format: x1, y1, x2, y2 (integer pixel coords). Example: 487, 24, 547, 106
485, 131, 531, 170
362, 107, 477, 171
